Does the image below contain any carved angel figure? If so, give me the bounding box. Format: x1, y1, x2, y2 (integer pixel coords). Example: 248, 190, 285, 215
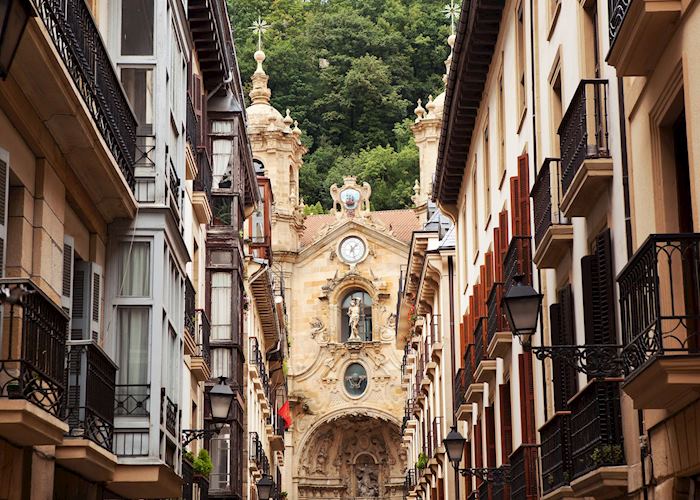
347, 297, 362, 341
360, 182, 372, 212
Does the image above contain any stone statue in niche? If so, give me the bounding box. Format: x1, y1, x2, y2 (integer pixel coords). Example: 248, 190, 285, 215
355, 456, 379, 497
347, 297, 362, 342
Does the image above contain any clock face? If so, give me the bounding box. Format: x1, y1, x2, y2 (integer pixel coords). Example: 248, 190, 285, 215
339, 237, 366, 263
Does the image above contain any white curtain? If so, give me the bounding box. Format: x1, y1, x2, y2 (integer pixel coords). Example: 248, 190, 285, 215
119, 242, 150, 296
118, 307, 149, 385
212, 139, 233, 187
211, 272, 232, 340
210, 348, 230, 379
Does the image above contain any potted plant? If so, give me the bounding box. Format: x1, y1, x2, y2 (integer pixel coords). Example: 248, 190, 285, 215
193, 449, 213, 478
416, 452, 428, 470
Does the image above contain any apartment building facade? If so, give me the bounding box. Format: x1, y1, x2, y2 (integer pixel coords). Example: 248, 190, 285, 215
0, 0, 266, 498
428, 0, 700, 499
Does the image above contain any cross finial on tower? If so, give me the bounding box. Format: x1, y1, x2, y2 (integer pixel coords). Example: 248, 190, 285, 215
250, 16, 270, 52
443, 1, 459, 37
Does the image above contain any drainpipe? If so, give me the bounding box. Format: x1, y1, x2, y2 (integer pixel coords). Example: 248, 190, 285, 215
616, 76, 650, 500
448, 255, 459, 499
529, 0, 549, 425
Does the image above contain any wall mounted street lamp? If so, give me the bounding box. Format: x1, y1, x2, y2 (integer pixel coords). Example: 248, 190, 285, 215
502, 276, 622, 378
0, 0, 34, 79
256, 474, 274, 500
442, 426, 510, 484
182, 377, 234, 446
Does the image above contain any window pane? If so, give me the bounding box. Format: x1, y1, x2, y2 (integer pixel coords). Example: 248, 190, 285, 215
119, 242, 150, 296
121, 0, 154, 55
210, 425, 231, 489
212, 139, 233, 188
118, 308, 149, 385
211, 121, 233, 134
211, 272, 232, 340
121, 68, 154, 132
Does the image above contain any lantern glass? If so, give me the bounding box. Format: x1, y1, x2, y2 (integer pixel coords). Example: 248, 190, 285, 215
502, 278, 543, 343
209, 377, 233, 421
442, 426, 466, 465
256, 474, 274, 500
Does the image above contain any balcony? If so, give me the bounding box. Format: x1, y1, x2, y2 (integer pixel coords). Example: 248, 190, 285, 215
487, 283, 512, 358
492, 467, 511, 500
0, 279, 68, 446
404, 468, 417, 497
568, 380, 626, 499
429, 416, 444, 468
17, 0, 138, 218
187, 95, 200, 153
539, 412, 572, 497
509, 444, 539, 500
160, 388, 179, 439
188, 0, 231, 89
558, 80, 612, 219
618, 234, 700, 409
191, 310, 211, 383
193, 149, 214, 223
249, 338, 271, 414
503, 236, 533, 294
607, 0, 682, 76
474, 318, 496, 383
462, 344, 484, 406
429, 314, 443, 362
531, 159, 573, 268
249, 431, 271, 477
454, 368, 470, 421
57, 340, 118, 482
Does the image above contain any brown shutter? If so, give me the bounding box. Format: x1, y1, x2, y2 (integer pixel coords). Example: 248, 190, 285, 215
499, 210, 509, 270
510, 176, 521, 236
499, 382, 513, 462
550, 287, 578, 411
485, 406, 497, 467
518, 353, 536, 444
474, 420, 483, 468
517, 153, 531, 237
485, 251, 494, 290
582, 228, 616, 346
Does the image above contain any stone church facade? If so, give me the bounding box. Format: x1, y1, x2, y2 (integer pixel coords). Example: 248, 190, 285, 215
245, 48, 420, 500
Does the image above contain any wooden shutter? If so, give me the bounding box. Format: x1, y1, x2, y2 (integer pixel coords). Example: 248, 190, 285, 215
582, 229, 615, 346
72, 262, 103, 341
518, 353, 536, 444
474, 419, 483, 468
0, 154, 8, 277
499, 382, 513, 462
485, 405, 497, 467
550, 287, 578, 411
510, 176, 521, 236
62, 236, 75, 321
485, 251, 494, 290
517, 153, 531, 237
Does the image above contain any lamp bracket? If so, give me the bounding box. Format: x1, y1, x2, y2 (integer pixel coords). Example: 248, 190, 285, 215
457, 466, 510, 484
182, 428, 219, 447
529, 344, 624, 378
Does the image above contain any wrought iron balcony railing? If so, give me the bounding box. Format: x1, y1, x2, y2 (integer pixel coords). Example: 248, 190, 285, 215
487, 282, 509, 346
195, 309, 211, 368
65, 340, 117, 450
431, 416, 443, 457
186, 94, 200, 151
540, 412, 572, 495
531, 158, 566, 247
161, 388, 179, 437
185, 277, 196, 336
570, 380, 624, 479
0, 279, 67, 418
608, 0, 632, 45
194, 149, 214, 209
114, 383, 150, 416
509, 444, 539, 500
250, 338, 271, 404
473, 318, 487, 369
558, 79, 610, 198
618, 233, 700, 376
250, 431, 271, 475
30, 0, 137, 189
400, 343, 413, 378
404, 467, 417, 494
492, 466, 511, 500
503, 236, 533, 294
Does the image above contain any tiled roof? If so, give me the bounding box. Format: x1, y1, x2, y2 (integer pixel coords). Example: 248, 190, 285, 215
300, 209, 420, 248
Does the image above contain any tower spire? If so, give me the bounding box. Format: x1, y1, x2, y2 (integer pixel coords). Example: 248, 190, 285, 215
249, 17, 272, 105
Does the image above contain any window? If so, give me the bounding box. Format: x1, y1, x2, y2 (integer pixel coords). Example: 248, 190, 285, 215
212, 140, 233, 189
117, 307, 149, 385
251, 186, 265, 243
121, 0, 154, 55
211, 272, 232, 340
550, 68, 563, 157
516, 1, 526, 118
340, 290, 373, 342
483, 120, 491, 225
497, 62, 506, 185
118, 242, 150, 296
210, 425, 232, 490
121, 68, 154, 134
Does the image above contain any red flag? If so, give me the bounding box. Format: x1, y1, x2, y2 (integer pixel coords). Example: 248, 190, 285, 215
278, 401, 292, 430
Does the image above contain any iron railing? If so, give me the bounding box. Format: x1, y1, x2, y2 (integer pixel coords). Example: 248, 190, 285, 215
404, 468, 417, 494
473, 318, 486, 369
249, 432, 270, 475
487, 282, 509, 346
114, 384, 150, 416
431, 416, 443, 458
531, 158, 567, 247
401, 343, 413, 378
161, 387, 179, 437
65, 340, 117, 450
492, 466, 511, 500
0, 279, 67, 418
618, 234, 700, 376
570, 380, 624, 479
463, 344, 475, 388
30, 0, 137, 189
194, 309, 211, 368
608, 0, 632, 45
540, 412, 572, 494
185, 277, 196, 335
186, 94, 200, 151
503, 236, 533, 294
194, 149, 213, 209
402, 399, 415, 434
478, 480, 490, 500
454, 368, 468, 410
509, 444, 539, 500
249, 338, 271, 405
558, 79, 610, 197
